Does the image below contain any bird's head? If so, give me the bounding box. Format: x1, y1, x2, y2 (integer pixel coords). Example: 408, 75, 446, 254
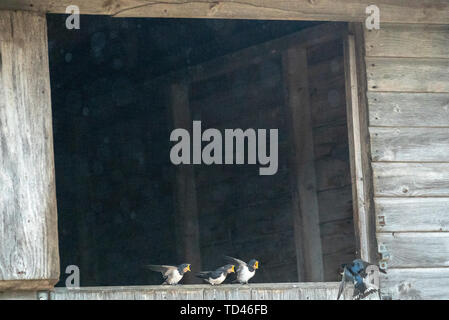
224, 264, 235, 274
179, 263, 191, 274
249, 259, 259, 270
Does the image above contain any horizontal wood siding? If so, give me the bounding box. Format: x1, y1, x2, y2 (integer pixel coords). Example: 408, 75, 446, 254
3, 0, 449, 25
381, 268, 449, 300
365, 23, 449, 299
368, 92, 449, 127
375, 198, 449, 232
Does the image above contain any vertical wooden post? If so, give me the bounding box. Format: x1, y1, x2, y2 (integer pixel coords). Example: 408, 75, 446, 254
283, 46, 324, 282
168, 82, 202, 284
344, 25, 377, 263
0, 11, 59, 290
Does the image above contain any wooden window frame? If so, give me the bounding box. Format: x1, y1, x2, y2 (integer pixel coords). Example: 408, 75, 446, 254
0, 6, 380, 296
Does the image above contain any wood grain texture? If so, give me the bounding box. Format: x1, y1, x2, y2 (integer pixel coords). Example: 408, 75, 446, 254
373, 163, 449, 197
0, 11, 12, 41
366, 57, 449, 93
368, 92, 449, 127
318, 186, 353, 224
4, 0, 447, 25
283, 46, 324, 282
344, 31, 376, 262
380, 268, 449, 300
187, 22, 347, 83
365, 24, 449, 58
0, 11, 59, 289
48, 283, 360, 300
375, 198, 449, 232
168, 82, 202, 284
377, 233, 449, 268
370, 127, 449, 162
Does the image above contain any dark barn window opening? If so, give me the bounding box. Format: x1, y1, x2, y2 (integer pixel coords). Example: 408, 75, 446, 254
48, 15, 356, 287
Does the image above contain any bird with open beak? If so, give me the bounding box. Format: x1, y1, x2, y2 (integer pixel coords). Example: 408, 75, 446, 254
196, 264, 235, 285
224, 256, 259, 284
145, 263, 191, 285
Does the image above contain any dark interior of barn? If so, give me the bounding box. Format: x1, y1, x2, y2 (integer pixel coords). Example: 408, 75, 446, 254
47, 15, 356, 287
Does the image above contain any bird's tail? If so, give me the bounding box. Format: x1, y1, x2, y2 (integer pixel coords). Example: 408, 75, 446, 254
195, 272, 210, 279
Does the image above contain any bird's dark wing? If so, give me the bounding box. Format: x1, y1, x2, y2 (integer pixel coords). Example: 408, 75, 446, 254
352, 274, 368, 300
224, 256, 247, 273
196, 271, 213, 279
145, 265, 177, 277
337, 267, 352, 300
224, 256, 247, 267
337, 276, 346, 300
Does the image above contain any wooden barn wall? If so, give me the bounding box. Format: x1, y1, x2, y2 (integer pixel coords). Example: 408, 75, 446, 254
179, 25, 355, 283
307, 39, 356, 281
189, 53, 298, 283
364, 24, 449, 299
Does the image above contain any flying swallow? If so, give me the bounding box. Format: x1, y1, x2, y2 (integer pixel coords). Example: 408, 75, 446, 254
145, 263, 191, 285
224, 256, 259, 284
337, 259, 386, 300
196, 264, 235, 285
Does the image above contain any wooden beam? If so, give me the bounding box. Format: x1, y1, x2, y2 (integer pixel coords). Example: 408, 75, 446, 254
144, 22, 347, 89
283, 46, 324, 282
0, 11, 59, 290
344, 25, 377, 263
48, 282, 360, 300
1, 1, 448, 24
168, 82, 202, 284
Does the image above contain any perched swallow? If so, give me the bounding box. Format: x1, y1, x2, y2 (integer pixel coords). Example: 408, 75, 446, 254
196, 264, 235, 285
224, 256, 259, 284
337, 259, 386, 300
146, 263, 191, 285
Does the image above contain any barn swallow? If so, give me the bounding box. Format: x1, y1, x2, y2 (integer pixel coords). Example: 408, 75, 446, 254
196, 264, 235, 285
146, 263, 191, 285
224, 256, 259, 284
337, 259, 386, 300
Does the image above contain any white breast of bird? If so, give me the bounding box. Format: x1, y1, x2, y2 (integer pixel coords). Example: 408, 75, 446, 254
237, 266, 255, 283
167, 269, 183, 285
208, 273, 226, 285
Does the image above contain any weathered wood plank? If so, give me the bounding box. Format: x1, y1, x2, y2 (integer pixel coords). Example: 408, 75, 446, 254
0, 11, 59, 290
49, 283, 357, 300
0, 11, 12, 41
370, 127, 449, 162
365, 24, 449, 58
380, 268, 449, 300
375, 198, 449, 232
344, 32, 373, 262
187, 22, 347, 83
283, 46, 324, 282
366, 57, 449, 93
310, 85, 347, 128
377, 233, 449, 268
318, 186, 354, 224
368, 92, 449, 127
168, 82, 202, 284
373, 163, 449, 197
0, 291, 38, 300
313, 124, 349, 160
5, 0, 446, 25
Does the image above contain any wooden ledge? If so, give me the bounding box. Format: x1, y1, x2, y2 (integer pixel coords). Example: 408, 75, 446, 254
48, 282, 365, 300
